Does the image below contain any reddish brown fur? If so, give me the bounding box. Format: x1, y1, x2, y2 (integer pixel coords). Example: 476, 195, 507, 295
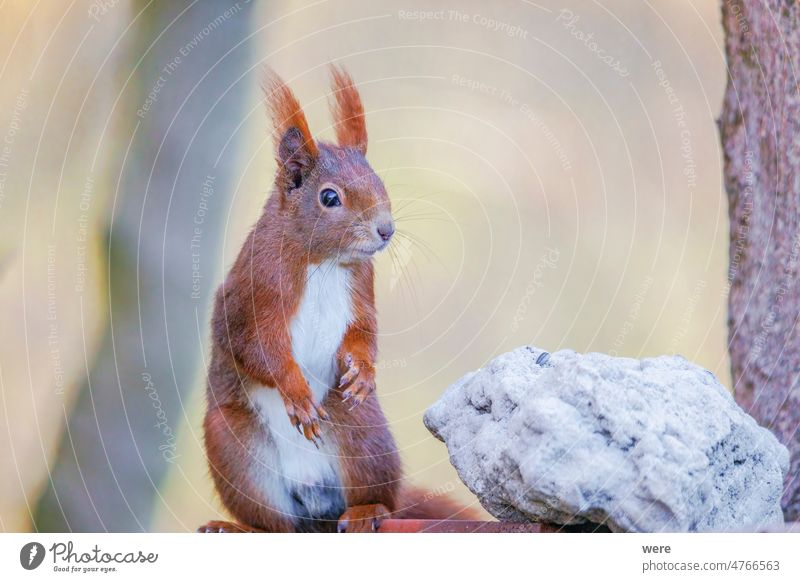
329, 65, 368, 154
200, 67, 473, 534
262, 67, 318, 157
395, 486, 480, 521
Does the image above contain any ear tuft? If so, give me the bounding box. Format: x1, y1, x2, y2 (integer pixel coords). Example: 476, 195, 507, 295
329, 65, 367, 154
261, 67, 318, 157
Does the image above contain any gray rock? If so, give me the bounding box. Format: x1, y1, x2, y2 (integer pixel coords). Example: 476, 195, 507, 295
424, 346, 789, 532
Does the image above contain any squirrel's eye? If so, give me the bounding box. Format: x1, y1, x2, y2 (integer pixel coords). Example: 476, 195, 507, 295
319, 188, 341, 208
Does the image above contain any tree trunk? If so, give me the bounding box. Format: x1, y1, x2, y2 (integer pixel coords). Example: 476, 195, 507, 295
34, 0, 254, 531
721, 1, 800, 521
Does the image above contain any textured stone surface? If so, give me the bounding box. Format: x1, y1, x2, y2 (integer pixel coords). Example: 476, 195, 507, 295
425, 347, 789, 532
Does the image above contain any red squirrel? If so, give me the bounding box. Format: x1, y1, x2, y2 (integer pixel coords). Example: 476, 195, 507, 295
198, 66, 475, 533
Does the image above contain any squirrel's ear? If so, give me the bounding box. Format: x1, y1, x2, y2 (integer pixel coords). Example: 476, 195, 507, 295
277, 126, 315, 189
262, 68, 318, 189
329, 65, 367, 154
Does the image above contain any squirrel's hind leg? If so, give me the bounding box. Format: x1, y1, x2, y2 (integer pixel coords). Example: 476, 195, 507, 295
336, 504, 390, 533
203, 403, 299, 533
324, 390, 402, 533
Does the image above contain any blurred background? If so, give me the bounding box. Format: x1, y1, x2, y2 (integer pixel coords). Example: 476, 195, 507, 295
0, 0, 729, 532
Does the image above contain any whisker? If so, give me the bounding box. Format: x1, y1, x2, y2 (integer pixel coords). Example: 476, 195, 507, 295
393, 230, 449, 272
386, 241, 422, 318
393, 214, 451, 224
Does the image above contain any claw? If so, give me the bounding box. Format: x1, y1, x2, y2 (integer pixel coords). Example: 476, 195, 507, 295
342, 391, 352, 402
295, 421, 303, 435
339, 353, 360, 388
311, 425, 323, 445
348, 399, 361, 412
339, 370, 358, 388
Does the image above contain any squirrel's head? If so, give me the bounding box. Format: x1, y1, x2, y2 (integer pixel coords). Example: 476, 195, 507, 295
263, 66, 394, 263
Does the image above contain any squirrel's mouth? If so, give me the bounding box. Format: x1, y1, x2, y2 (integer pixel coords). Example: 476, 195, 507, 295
345, 239, 390, 261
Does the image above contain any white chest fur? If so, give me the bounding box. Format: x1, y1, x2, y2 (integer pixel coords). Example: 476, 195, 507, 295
245, 260, 353, 520
290, 260, 354, 401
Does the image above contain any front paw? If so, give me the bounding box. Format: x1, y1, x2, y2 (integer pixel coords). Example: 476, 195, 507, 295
338, 353, 376, 409
280, 384, 329, 448
337, 504, 389, 533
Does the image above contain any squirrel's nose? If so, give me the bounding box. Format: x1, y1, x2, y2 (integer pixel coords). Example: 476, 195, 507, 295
376, 220, 395, 242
